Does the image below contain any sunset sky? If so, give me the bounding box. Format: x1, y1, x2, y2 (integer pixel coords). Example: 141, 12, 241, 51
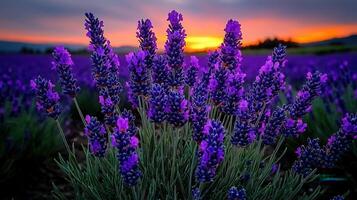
1, 0, 357, 51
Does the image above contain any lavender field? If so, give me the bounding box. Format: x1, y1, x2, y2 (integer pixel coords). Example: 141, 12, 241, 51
1, 8, 357, 200
2, 53, 357, 86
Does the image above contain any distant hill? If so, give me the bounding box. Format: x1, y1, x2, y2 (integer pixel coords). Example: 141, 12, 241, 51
0, 40, 139, 54
304, 35, 357, 47
0, 41, 85, 53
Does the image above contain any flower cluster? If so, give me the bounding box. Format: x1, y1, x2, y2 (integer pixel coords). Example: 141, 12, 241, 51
293, 113, 357, 176
126, 50, 151, 106
137, 19, 157, 69
148, 84, 167, 123
209, 66, 227, 106
98, 95, 116, 126
84, 115, 108, 157
330, 195, 344, 200
165, 10, 186, 88
322, 113, 357, 168
166, 89, 189, 127
231, 120, 256, 147
247, 56, 285, 123
192, 188, 201, 200
191, 84, 210, 142
221, 71, 245, 115
196, 120, 225, 182
261, 107, 286, 145
292, 138, 324, 177
185, 56, 199, 87
30, 76, 61, 119
52, 46, 79, 97
288, 71, 327, 119
227, 186, 247, 200
111, 117, 142, 186
220, 19, 242, 72
152, 55, 170, 88
85, 12, 122, 106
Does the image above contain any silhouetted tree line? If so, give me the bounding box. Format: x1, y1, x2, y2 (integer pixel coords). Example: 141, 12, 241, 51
244, 38, 299, 49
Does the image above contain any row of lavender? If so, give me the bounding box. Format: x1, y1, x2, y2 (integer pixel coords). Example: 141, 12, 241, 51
2, 10, 357, 199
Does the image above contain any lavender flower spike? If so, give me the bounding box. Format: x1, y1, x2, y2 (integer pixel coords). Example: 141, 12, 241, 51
231, 120, 256, 147
322, 113, 357, 168
137, 19, 157, 69
126, 50, 151, 105
191, 84, 210, 142
52, 46, 79, 97
112, 116, 142, 186
185, 56, 199, 87
220, 19, 243, 71
165, 10, 186, 88
98, 95, 117, 127
166, 89, 189, 127
196, 120, 225, 182
227, 186, 247, 200
292, 138, 324, 177
30, 76, 61, 119
148, 84, 167, 123
288, 71, 327, 119
84, 115, 108, 157
152, 55, 170, 88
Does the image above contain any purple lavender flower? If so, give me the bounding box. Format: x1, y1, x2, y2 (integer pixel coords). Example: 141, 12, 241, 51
248, 56, 285, 121
207, 50, 220, 72
185, 56, 199, 87
84, 115, 108, 157
231, 120, 256, 147
85, 13, 122, 105
209, 66, 227, 106
30, 76, 61, 119
137, 19, 157, 69
121, 109, 139, 136
148, 84, 167, 123
221, 71, 245, 115
292, 138, 324, 177
220, 19, 242, 71
98, 95, 117, 126
191, 85, 210, 142
283, 118, 307, 137
261, 107, 286, 145
196, 120, 225, 182
322, 113, 357, 168
52, 46, 79, 97
192, 188, 201, 200
227, 186, 247, 200
330, 195, 344, 200
165, 10, 186, 88
288, 71, 327, 119
152, 55, 170, 87
111, 116, 142, 186
126, 50, 151, 105
166, 89, 189, 127
272, 44, 287, 66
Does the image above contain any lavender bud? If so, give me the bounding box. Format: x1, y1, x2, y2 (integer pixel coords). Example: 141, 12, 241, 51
52, 46, 79, 97
196, 120, 225, 182
111, 117, 142, 186
84, 115, 108, 157
30, 76, 61, 119
148, 84, 167, 123
227, 186, 247, 200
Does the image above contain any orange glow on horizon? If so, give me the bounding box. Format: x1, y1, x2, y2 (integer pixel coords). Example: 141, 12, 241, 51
0, 20, 356, 52
185, 36, 222, 52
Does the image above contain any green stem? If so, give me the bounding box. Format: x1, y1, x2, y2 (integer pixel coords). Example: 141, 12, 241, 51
55, 119, 71, 154
73, 97, 86, 126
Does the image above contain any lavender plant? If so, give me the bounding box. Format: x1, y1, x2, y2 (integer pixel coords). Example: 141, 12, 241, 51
26, 10, 357, 199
